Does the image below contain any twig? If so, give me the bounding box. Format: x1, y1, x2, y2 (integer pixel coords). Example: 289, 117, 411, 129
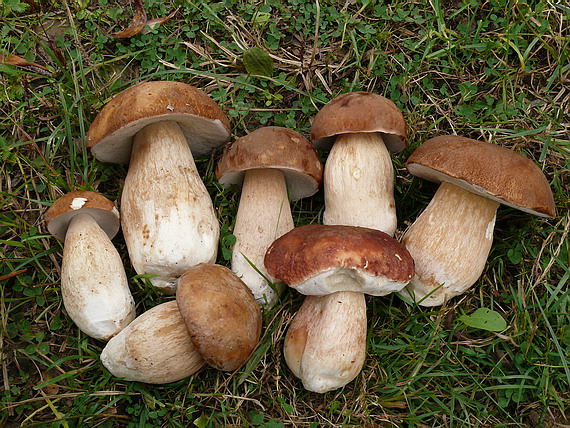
0, 268, 27, 281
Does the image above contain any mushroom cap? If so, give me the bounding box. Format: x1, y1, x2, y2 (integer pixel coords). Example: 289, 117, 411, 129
406, 135, 557, 218
310, 92, 407, 152
87, 81, 231, 164
264, 224, 415, 296
215, 126, 323, 201
176, 263, 262, 371
45, 190, 120, 241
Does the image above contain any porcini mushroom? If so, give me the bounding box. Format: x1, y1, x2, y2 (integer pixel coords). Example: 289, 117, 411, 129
400, 135, 556, 306
101, 301, 205, 384
45, 191, 135, 341
216, 126, 323, 306
176, 263, 262, 371
87, 81, 231, 293
310, 92, 407, 236
265, 225, 414, 393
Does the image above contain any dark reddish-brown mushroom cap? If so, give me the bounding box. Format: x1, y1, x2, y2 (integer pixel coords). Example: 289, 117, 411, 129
45, 191, 120, 241
406, 135, 557, 218
264, 224, 415, 288
87, 81, 231, 164
176, 263, 262, 371
215, 126, 323, 201
310, 92, 407, 152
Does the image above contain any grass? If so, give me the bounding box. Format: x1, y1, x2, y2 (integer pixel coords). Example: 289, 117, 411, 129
1, 0, 569, 426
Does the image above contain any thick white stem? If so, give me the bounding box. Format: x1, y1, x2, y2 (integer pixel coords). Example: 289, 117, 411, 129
121, 121, 219, 294
232, 169, 294, 306
401, 182, 499, 306
323, 132, 396, 236
101, 301, 205, 384
61, 213, 135, 340
284, 291, 367, 393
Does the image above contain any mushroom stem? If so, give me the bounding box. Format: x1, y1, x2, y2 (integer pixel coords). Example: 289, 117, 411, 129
284, 291, 367, 393
121, 120, 219, 294
323, 132, 396, 236
400, 181, 499, 306
61, 213, 135, 340
232, 168, 294, 306
101, 301, 205, 384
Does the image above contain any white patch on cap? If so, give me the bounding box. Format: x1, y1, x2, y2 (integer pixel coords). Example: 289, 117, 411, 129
70, 197, 88, 210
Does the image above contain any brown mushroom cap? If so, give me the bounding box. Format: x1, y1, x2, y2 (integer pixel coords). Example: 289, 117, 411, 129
87, 81, 231, 164
406, 135, 557, 218
45, 191, 120, 241
176, 263, 262, 371
264, 224, 415, 294
310, 92, 407, 152
215, 126, 323, 201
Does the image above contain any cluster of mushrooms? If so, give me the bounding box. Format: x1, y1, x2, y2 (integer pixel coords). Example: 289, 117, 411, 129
44, 81, 556, 392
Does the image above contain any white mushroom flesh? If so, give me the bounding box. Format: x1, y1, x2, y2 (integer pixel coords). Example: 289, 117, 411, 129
231, 168, 294, 306
284, 291, 367, 393
61, 213, 135, 340
294, 267, 409, 296
400, 181, 499, 306
121, 120, 219, 293
323, 132, 397, 236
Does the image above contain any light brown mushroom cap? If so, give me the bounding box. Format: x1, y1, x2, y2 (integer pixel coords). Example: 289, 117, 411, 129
310, 92, 407, 152
45, 191, 120, 241
215, 126, 323, 201
264, 224, 415, 295
176, 263, 262, 371
406, 135, 557, 218
87, 81, 231, 164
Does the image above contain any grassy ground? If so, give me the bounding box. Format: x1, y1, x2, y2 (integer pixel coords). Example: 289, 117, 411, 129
1, 0, 569, 426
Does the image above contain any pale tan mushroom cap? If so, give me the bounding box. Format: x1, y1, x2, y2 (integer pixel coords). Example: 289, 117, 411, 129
264, 224, 415, 293
406, 135, 557, 218
310, 92, 407, 152
45, 190, 120, 241
215, 126, 323, 201
87, 81, 231, 164
176, 263, 262, 371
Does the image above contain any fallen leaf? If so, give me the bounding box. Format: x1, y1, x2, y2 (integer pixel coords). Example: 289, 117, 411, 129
110, 0, 147, 38
458, 307, 507, 332
140, 7, 179, 34
0, 52, 47, 70
242, 47, 274, 76
110, 0, 179, 38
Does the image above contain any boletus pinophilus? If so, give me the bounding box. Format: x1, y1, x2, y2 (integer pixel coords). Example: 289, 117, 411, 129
400, 135, 556, 306
216, 126, 323, 307
45, 191, 135, 341
87, 81, 231, 294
